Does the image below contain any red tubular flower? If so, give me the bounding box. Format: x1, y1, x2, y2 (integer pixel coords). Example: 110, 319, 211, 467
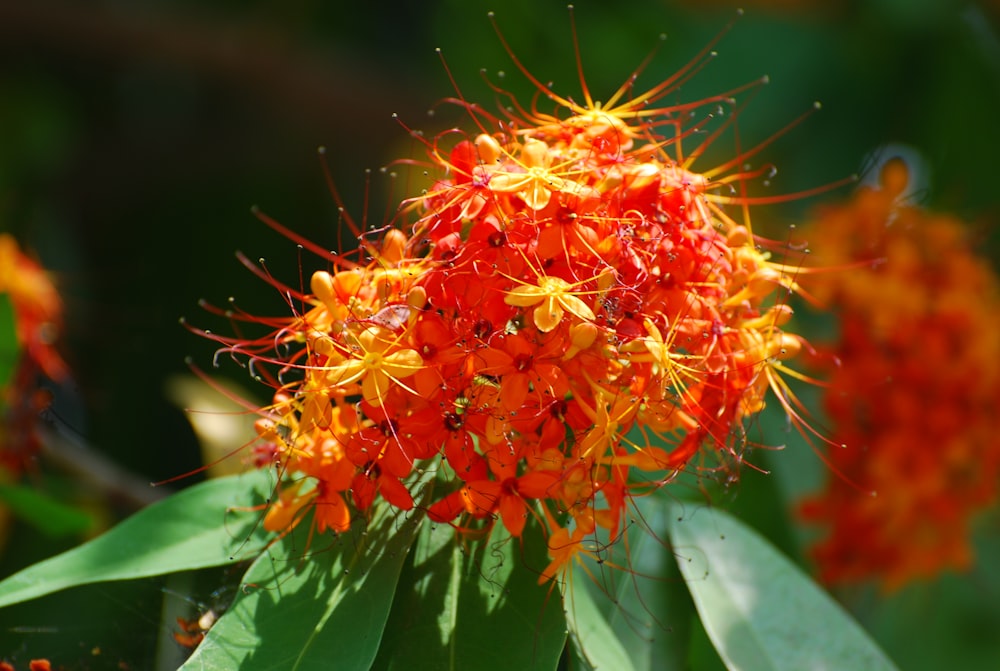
477, 332, 568, 413
202, 14, 829, 582
798, 157, 1000, 591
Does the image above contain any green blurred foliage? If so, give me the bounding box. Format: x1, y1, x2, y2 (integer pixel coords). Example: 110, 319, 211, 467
0, 0, 998, 668
0, 295, 16, 391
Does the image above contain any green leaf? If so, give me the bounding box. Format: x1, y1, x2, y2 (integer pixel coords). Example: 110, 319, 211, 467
0, 471, 272, 608
564, 565, 636, 671
0, 482, 94, 537
0, 292, 18, 391
372, 518, 567, 671
180, 500, 424, 671
567, 491, 692, 671
669, 504, 899, 671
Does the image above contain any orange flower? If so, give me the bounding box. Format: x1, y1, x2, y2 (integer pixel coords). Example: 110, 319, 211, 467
477, 332, 568, 413
201, 16, 826, 581
798, 157, 1000, 591
1, 234, 69, 475
0, 233, 67, 381
0, 661, 52, 671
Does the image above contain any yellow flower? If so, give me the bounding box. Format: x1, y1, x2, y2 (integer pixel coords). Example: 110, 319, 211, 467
504, 275, 595, 333
325, 326, 423, 406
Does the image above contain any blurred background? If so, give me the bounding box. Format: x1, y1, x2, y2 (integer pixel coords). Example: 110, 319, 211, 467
1, 0, 999, 668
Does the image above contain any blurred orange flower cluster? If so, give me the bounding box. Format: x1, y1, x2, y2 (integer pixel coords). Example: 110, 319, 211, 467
0, 233, 67, 475
0, 658, 52, 671
800, 158, 1000, 591
202, 35, 815, 581
0, 234, 66, 383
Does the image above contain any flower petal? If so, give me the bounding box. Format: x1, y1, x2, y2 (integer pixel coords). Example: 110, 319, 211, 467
505, 284, 547, 307
381, 348, 424, 379
558, 294, 595, 322
533, 298, 564, 332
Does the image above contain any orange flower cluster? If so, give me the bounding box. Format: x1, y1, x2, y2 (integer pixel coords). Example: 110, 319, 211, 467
0, 659, 52, 671
0, 234, 66, 382
204, 38, 813, 581
799, 158, 1000, 591
0, 233, 67, 475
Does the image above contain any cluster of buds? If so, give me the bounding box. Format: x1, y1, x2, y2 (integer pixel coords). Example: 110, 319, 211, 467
799, 158, 1000, 591
203, 37, 814, 581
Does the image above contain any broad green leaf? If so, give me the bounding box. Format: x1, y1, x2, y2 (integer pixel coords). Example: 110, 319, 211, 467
0, 483, 94, 537
669, 504, 899, 671
605, 493, 691, 671
0, 471, 272, 608
567, 491, 691, 671
0, 293, 17, 390
564, 565, 636, 671
372, 518, 567, 671
180, 500, 424, 671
